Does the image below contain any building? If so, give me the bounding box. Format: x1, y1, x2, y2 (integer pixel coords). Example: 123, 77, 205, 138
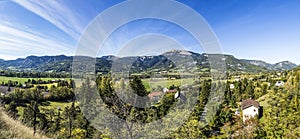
148, 92, 164, 102
230, 84, 235, 89
275, 81, 284, 87
235, 76, 241, 81
148, 89, 185, 103
241, 99, 260, 122
174, 91, 186, 102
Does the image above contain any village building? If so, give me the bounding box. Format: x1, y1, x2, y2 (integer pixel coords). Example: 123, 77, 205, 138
235, 76, 241, 81
230, 84, 235, 89
148, 92, 164, 103
148, 88, 185, 103
275, 81, 284, 87
241, 99, 260, 122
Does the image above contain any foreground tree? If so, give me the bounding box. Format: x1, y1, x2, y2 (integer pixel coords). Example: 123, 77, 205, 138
63, 102, 77, 138
22, 88, 44, 135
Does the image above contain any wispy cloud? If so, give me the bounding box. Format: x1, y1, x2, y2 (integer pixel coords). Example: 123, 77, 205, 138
0, 21, 73, 60
13, 0, 84, 40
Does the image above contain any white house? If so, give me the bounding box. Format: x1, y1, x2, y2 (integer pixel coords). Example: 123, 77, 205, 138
235, 76, 241, 81
230, 84, 235, 89
241, 99, 260, 122
275, 81, 284, 87
163, 88, 169, 93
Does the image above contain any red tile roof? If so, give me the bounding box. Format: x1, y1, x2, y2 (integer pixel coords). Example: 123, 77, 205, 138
148, 92, 163, 98
167, 90, 177, 93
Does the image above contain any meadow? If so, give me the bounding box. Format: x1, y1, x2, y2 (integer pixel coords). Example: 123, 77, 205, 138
142, 78, 195, 91
0, 76, 69, 84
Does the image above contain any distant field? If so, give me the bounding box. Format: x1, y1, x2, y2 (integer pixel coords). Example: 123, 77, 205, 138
142, 78, 195, 91
0, 76, 69, 84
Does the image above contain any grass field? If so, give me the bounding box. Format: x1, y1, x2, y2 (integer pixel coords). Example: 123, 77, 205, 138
0, 76, 69, 84
41, 101, 74, 110
142, 78, 195, 91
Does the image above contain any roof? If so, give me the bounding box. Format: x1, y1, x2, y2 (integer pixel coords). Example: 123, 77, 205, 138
148, 92, 163, 99
167, 89, 177, 93
241, 99, 260, 110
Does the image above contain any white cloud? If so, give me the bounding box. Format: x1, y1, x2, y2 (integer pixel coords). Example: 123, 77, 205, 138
0, 21, 74, 60
13, 0, 84, 40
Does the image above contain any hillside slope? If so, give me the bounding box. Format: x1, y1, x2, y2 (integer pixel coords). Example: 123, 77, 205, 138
0, 108, 49, 139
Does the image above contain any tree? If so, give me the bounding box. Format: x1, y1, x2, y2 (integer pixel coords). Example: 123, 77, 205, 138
22, 88, 44, 135
245, 81, 254, 99
63, 102, 77, 138
129, 76, 149, 97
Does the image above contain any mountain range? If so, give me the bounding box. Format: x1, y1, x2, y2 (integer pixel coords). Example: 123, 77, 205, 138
0, 50, 297, 73
241, 59, 298, 71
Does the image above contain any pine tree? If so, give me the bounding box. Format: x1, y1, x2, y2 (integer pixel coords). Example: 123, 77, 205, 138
63, 102, 77, 138
23, 88, 44, 135
129, 76, 149, 107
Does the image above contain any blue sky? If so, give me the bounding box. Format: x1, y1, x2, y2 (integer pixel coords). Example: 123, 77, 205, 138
0, 0, 300, 64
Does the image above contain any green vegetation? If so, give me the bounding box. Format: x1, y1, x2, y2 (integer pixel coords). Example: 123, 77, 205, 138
142, 78, 195, 91
0, 108, 48, 139
0, 76, 69, 86
0, 66, 299, 138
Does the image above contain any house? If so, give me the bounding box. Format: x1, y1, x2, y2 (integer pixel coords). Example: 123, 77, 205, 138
241, 99, 260, 122
275, 81, 284, 87
230, 84, 235, 89
148, 89, 184, 103
235, 76, 241, 81
167, 89, 177, 93
163, 88, 169, 93
148, 92, 164, 102
163, 88, 177, 93
174, 91, 186, 102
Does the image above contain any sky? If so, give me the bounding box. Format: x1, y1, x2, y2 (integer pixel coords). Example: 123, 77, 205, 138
0, 0, 300, 64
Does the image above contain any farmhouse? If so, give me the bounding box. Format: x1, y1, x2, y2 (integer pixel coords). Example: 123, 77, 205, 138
148, 88, 186, 103
235, 76, 241, 81
241, 99, 260, 122
275, 81, 284, 87
230, 84, 235, 89
148, 92, 163, 102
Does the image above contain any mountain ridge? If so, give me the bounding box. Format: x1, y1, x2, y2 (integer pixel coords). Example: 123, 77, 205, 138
0, 51, 297, 73
241, 59, 298, 71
